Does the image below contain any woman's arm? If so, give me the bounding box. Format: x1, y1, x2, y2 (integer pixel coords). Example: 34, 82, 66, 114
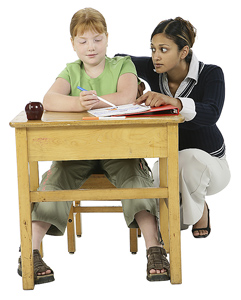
136, 91, 183, 111
191, 66, 225, 126
178, 66, 225, 128
136, 65, 225, 126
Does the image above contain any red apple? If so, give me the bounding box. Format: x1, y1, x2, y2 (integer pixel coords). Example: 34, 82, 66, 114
25, 102, 43, 120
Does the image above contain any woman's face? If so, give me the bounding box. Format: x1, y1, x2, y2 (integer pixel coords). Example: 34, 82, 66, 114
151, 33, 186, 74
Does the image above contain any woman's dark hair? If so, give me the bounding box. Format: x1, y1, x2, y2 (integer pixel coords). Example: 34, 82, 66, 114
151, 17, 196, 63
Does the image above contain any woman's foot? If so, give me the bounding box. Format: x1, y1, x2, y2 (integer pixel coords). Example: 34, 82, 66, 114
192, 203, 211, 238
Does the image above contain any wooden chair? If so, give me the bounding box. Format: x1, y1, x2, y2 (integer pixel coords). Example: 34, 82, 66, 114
66, 174, 142, 255
40, 169, 170, 259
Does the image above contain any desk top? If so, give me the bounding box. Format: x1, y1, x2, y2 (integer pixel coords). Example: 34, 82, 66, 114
10, 111, 184, 128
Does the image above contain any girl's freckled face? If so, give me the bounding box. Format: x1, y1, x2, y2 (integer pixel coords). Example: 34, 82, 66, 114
71, 30, 108, 67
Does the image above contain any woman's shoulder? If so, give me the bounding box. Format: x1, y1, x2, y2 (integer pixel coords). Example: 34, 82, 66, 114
200, 63, 224, 80
202, 63, 223, 74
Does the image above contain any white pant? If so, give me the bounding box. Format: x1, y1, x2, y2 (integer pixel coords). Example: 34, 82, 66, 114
153, 149, 231, 226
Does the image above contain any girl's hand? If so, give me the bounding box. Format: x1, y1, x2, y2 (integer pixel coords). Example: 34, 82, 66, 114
136, 91, 183, 110
79, 90, 100, 110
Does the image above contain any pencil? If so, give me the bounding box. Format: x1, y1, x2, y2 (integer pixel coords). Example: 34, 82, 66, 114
77, 86, 116, 108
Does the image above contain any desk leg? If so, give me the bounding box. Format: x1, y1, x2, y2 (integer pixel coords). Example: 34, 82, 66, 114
159, 158, 170, 253
15, 129, 34, 290
167, 124, 182, 284
29, 162, 44, 257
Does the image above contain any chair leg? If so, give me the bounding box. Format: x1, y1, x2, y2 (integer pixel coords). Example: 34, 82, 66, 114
75, 201, 82, 237
67, 203, 76, 254
130, 228, 138, 254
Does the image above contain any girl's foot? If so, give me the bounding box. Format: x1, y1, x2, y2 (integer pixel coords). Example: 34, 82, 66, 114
18, 249, 54, 284
146, 246, 170, 281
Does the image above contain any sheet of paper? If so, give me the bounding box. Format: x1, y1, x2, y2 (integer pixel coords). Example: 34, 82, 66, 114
88, 104, 150, 117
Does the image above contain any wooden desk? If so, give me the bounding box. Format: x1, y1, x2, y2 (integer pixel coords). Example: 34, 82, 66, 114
10, 111, 184, 289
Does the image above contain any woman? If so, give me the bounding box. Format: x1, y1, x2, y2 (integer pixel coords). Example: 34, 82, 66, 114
119, 17, 231, 238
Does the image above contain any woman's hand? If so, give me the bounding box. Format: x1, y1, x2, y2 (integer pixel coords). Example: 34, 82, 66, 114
136, 91, 183, 110
79, 90, 100, 110
137, 81, 146, 98
136, 91, 172, 107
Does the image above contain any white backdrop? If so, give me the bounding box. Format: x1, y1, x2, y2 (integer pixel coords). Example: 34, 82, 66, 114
1, 0, 240, 298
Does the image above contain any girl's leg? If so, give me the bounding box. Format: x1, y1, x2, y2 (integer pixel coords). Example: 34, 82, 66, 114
134, 210, 159, 249
32, 221, 51, 251
31, 160, 97, 276
101, 158, 158, 228
135, 210, 165, 275
32, 160, 97, 236
32, 221, 51, 275
101, 159, 166, 274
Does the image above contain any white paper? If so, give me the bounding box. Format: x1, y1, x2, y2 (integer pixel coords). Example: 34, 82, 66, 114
88, 104, 150, 117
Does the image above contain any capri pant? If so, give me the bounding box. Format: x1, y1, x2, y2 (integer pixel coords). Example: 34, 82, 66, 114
32, 159, 158, 236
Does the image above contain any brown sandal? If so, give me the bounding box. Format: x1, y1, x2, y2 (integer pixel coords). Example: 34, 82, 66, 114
146, 246, 170, 281
18, 249, 55, 284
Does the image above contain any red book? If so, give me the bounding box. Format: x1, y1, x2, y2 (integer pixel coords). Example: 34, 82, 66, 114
123, 104, 179, 117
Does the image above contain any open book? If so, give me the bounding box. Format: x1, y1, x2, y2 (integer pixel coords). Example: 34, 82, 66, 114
88, 103, 179, 117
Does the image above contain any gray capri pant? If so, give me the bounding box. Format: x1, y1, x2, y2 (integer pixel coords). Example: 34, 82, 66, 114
32, 159, 158, 236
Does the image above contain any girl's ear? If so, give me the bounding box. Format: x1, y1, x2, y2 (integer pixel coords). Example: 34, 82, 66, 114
70, 37, 75, 51
181, 45, 189, 60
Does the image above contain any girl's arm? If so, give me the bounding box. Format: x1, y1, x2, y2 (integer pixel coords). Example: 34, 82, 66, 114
43, 77, 99, 112
117, 54, 161, 93
43, 73, 138, 112
90, 72, 138, 109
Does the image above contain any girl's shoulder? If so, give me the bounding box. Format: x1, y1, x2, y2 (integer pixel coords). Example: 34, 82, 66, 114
105, 55, 133, 66
105, 56, 137, 75
65, 59, 83, 68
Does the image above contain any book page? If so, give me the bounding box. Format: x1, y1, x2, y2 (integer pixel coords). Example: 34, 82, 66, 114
88, 104, 150, 117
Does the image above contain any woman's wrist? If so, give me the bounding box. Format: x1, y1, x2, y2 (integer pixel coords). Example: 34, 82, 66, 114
172, 98, 183, 111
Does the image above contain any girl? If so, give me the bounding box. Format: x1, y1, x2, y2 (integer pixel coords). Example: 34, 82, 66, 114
18, 8, 170, 285
120, 17, 231, 239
